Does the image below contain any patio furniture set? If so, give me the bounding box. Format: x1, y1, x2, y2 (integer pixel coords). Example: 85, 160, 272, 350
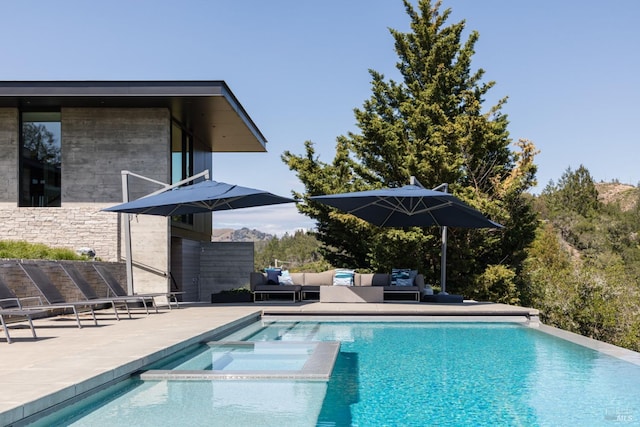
250, 269, 426, 303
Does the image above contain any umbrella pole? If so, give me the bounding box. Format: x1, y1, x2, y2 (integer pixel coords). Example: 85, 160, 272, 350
432, 182, 450, 295
121, 172, 135, 295
441, 225, 448, 294
118, 170, 211, 296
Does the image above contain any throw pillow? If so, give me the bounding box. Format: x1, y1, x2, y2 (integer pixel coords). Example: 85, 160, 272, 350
278, 270, 295, 285
265, 268, 282, 285
391, 268, 418, 286
333, 269, 355, 286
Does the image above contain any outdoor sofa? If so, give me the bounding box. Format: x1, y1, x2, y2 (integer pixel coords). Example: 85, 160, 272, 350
250, 269, 425, 302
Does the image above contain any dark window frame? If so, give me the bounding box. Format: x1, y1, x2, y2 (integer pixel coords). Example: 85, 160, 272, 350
19, 110, 62, 207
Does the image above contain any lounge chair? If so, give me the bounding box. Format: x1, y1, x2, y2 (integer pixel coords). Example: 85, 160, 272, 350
0, 276, 51, 343
18, 263, 100, 328
93, 264, 181, 310
58, 262, 147, 320
0, 308, 43, 344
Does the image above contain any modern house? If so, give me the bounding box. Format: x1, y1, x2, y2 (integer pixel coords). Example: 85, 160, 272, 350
0, 80, 266, 301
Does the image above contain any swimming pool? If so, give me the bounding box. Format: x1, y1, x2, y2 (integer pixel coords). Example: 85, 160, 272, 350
29, 319, 640, 426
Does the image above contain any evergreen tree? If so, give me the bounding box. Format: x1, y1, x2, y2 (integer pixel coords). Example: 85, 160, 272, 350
542, 165, 600, 219
521, 223, 578, 330
254, 230, 330, 272
283, 0, 538, 298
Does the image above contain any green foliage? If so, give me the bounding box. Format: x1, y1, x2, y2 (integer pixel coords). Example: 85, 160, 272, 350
253, 231, 331, 272
542, 165, 601, 219
219, 287, 251, 294
525, 170, 640, 351
283, 0, 538, 292
471, 264, 519, 305
0, 240, 88, 260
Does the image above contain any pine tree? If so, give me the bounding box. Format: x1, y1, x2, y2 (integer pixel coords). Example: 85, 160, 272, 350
283, 0, 538, 297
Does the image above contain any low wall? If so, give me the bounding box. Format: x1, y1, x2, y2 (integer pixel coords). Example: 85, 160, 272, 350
0, 259, 126, 303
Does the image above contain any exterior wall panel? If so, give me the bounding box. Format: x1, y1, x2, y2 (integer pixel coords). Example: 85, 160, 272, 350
0, 108, 18, 202
199, 242, 253, 301
62, 107, 170, 202
171, 237, 202, 302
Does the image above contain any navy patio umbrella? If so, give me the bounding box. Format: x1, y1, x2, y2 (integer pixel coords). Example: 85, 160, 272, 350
103, 179, 296, 216
103, 173, 296, 295
310, 178, 501, 294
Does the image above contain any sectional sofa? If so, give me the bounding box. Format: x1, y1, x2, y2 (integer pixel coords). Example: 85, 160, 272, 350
249, 270, 426, 302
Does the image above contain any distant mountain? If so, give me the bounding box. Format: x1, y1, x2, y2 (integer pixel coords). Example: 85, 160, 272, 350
212, 227, 275, 242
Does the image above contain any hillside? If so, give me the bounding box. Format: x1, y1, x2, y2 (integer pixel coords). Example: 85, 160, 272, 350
212, 227, 274, 242
595, 182, 638, 211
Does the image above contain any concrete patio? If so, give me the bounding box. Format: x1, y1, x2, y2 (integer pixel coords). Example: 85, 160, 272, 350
0, 300, 538, 425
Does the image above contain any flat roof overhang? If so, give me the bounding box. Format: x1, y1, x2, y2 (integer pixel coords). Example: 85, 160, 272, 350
0, 80, 267, 152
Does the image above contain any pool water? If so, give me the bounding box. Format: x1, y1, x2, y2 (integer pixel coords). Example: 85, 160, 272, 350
146, 341, 317, 371
30, 321, 640, 426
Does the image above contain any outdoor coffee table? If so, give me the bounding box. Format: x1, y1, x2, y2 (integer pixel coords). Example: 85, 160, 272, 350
320, 286, 383, 303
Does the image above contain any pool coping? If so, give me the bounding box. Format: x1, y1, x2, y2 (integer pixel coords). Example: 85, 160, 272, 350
532, 323, 640, 367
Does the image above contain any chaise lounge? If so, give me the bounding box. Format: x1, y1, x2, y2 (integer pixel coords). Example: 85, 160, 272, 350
0, 277, 48, 343
18, 263, 101, 328
93, 264, 183, 310
59, 262, 140, 320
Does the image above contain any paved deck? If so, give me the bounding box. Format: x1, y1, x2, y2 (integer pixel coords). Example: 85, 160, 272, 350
0, 300, 538, 425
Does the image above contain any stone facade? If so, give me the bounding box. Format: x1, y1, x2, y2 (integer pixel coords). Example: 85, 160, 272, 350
0, 205, 118, 261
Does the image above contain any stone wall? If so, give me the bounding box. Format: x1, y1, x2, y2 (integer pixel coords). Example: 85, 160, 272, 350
0, 205, 119, 261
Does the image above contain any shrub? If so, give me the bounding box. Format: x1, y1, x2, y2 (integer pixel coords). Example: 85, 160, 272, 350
0, 240, 89, 260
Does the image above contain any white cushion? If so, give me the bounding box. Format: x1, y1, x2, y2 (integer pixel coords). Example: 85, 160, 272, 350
278, 270, 295, 285
333, 269, 355, 286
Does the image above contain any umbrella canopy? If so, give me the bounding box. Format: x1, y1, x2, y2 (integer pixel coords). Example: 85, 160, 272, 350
103, 180, 296, 216
103, 174, 296, 296
310, 180, 501, 294
310, 184, 500, 228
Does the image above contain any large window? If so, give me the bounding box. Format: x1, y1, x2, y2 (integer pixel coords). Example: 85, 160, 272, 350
171, 120, 193, 184
19, 112, 61, 207
171, 120, 194, 225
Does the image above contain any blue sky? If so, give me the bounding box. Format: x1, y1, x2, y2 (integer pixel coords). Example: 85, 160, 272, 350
2, 1, 639, 236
